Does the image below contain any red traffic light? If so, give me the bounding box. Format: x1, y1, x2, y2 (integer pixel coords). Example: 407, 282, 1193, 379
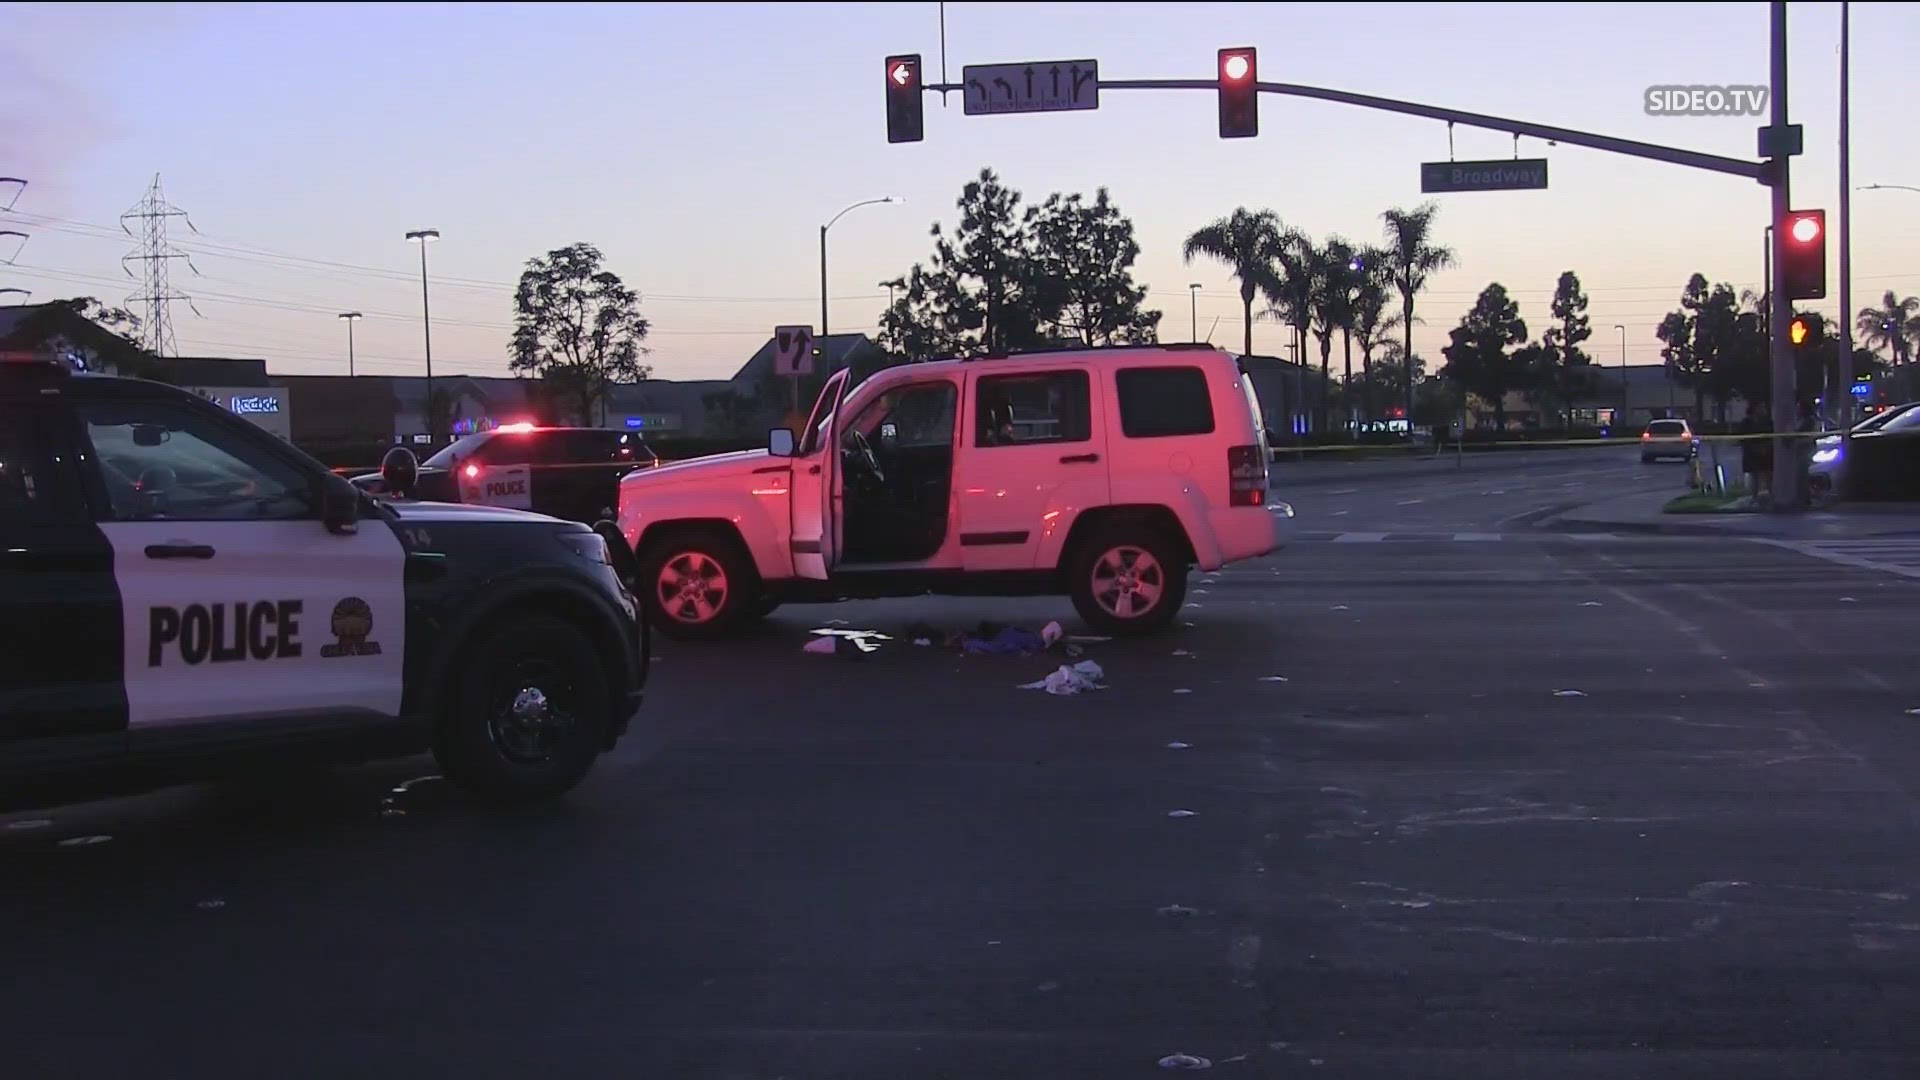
885, 53, 924, 144
1217, 47, 1258, 139
1779, 208, 1826, 300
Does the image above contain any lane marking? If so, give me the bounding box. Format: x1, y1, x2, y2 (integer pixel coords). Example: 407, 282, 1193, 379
1752, 539, 1920, 581
1325, 487, 1358, 495
1332, 532, 1389, 543
1452, 532, 1503, 541
1395, 498, 1425, 506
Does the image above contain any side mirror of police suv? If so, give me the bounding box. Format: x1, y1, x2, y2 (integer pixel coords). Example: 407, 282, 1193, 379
319, 472, 362, 535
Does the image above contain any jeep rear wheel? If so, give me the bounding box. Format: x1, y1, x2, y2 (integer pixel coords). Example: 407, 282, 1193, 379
1068, 528, 1188, 635
638, 529, 760, 640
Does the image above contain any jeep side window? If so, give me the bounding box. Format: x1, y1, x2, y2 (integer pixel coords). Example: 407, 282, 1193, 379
1115, 367, 1216, 439
974, 371, 1091, 447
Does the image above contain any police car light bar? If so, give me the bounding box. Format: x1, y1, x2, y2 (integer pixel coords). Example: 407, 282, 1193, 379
495, 422, 537, 433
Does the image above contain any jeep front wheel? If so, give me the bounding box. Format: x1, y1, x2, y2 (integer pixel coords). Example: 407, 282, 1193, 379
638, 529, 760, 640
1068, 529, 1188, 635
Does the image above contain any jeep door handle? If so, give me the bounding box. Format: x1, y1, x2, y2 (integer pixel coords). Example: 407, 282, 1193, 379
1059, 453, 1100, 464
144, 543, 216, 560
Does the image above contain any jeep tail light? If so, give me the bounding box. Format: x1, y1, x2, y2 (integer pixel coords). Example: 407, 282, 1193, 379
1228, 445, 1266, 507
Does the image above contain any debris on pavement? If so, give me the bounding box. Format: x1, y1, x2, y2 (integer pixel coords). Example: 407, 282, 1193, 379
1554, 689, 1587, 697
1157, 903, 1199, 918
1020, 659, 1107, 695
1258, 676, 1288, 683
1173, 688, 1193, 695
808, 628, 890, 655
802, 636, 837, 655
1166, 741, 1190, 749
6, 818, 53, 831
1580, 601, 1603, 607
1330, 604, 1350, 611
1041, 620, 1063, 646
1167, 809, 1196, 818
196, 899, 226, 910
1158, 1052, 1212, 1070
964, 625, 1048, 656
1070, 634, 1112, 644
57, 835, 112, 847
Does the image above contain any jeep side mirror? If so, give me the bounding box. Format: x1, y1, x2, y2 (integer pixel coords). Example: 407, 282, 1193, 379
318, 472, 361, 535
768, 427, 796, 457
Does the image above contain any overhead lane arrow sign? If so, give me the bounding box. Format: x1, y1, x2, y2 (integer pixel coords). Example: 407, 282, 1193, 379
962, 59, 1100, 116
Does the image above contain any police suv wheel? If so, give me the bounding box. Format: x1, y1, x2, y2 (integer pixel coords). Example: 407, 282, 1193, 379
638, 530, 759, 640
433, 616, 610, 804
1067, 527, 1187, 635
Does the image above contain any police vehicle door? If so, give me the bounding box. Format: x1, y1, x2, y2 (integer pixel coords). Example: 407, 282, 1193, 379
0, 403, 127, 749
73, 396, 408, 729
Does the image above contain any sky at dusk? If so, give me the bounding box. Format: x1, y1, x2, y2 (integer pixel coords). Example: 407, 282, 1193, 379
3, 1, 1916, 383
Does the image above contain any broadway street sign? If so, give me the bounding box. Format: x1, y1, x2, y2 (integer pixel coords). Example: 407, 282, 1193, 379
1420, 158, 1549, 193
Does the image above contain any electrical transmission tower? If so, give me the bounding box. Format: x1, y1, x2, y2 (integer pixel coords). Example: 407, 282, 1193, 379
120, 173, 201, 357
0, 176, 28, 305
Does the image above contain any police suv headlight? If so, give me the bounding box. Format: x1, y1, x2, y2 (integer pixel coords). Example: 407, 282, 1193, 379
557, 531, 612, 565
1811, 446, 1841, 464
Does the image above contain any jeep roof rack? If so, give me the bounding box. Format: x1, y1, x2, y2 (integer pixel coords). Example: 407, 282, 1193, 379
958, 341, 1219, 363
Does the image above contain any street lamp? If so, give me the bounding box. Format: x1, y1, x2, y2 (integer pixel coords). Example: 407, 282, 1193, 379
404, 229, 439, 442
1188, 283, 1202, 342
820, 197, 901, 336
1614, 324, 1627, 428
338, 312, 363, 378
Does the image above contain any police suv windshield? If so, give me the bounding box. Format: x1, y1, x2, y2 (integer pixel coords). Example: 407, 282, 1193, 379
422, 433, 488, 469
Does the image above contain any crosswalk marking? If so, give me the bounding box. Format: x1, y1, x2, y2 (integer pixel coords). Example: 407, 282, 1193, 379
1752, 538, 1920, 580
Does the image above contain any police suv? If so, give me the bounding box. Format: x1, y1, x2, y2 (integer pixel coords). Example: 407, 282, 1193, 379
0, 357, 648, 810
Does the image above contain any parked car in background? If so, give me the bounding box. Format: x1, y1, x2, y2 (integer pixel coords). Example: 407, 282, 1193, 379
352, 424, 659, 524
1640, 418, 1699, 463
1811, 403, 1920, 502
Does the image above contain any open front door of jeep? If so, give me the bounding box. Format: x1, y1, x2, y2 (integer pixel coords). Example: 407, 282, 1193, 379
787, 368, 851, 580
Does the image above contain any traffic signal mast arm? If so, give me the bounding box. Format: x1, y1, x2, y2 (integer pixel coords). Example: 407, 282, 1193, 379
915, 77, 1767, 180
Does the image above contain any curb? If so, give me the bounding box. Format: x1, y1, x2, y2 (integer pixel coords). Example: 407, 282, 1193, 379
1537, 512, 1920, 540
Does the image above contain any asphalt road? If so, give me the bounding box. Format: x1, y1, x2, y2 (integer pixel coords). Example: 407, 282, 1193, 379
8, 448, 1920, 1079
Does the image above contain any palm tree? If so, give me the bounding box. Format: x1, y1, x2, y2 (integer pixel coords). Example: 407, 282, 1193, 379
1261, 232, 1317, 396
1349, 258, 1401, 426
1380, 202, 1458, 423
1856, 290, 1920, 366
1183, 209, 1288, 357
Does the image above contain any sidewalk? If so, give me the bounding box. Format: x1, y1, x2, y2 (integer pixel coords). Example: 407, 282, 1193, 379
1540, 488, 1920, 539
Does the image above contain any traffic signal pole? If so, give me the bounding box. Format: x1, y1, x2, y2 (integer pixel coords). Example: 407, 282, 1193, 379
1766, 0, 1804, 509
922, 77, 1767, 181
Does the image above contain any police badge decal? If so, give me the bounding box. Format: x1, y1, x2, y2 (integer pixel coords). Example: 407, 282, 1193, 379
320, 597, 382, 658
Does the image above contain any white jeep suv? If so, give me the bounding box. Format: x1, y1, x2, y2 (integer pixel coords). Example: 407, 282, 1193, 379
616, 344, 1294, 639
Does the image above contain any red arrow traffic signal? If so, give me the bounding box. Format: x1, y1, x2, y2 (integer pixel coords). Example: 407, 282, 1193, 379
885, 54, 924, 144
